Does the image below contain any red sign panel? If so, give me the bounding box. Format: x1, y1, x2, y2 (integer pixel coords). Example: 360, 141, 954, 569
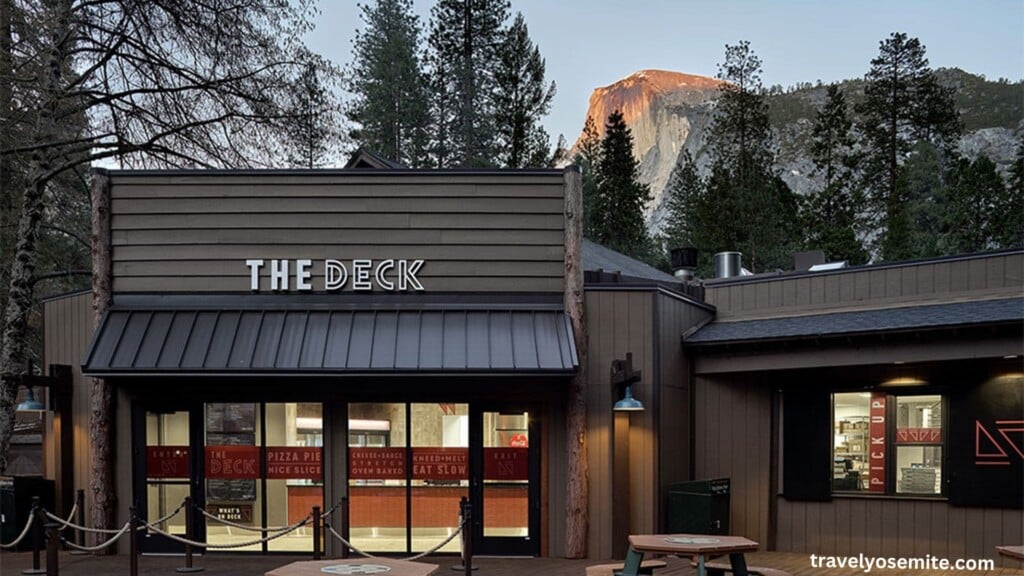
896, 428, 942, 444
205, 445, 260, 479
349, 447, 406, 479
412, 448, 467, 480
266, 447, 322, 479
484, 448, 528, 481
869, 393, 887, 493
147, 446, 190, 478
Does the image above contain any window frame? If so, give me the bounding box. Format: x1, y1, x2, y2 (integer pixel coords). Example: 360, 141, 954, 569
830, 389, 948, 498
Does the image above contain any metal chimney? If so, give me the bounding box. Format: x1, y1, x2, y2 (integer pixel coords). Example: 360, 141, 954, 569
714, 251, 742, 279
670, 247, 698, 282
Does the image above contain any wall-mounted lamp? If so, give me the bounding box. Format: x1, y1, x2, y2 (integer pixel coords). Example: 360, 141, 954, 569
611, 353, 644, 412
16, 385, 46, 412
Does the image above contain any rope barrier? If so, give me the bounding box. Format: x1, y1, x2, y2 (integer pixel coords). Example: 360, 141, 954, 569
42, 510, 124, 535
146, 515, 311, 549
194, 504, 300, 533
139, 499, 187, 530
0, 511, 35, 549
59, 521, 131, 552
56, 501, 78, 534
325, 516, 465, 561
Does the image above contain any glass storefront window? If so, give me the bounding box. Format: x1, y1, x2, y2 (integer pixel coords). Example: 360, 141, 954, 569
482, 411, 529, 538
266, 402, 323, 552
410, 403, 468, 553
895, 395, 942, 495
348, 403, 407, 553
832, 392, 945, 496
145, 411, 190, 538
832, 393, 870, 491
204, 403, 262, 551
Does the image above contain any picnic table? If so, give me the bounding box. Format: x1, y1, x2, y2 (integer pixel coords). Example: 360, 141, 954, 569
265, 558, 440, 576
623, 534, 759, 576
997, 545, 1024, 561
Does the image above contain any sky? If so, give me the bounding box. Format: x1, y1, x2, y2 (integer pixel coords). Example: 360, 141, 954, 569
303, 0, 1024, 145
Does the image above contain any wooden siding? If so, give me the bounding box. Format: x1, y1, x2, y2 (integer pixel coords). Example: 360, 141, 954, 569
584, 290, 655, 559
705, 252, 1023, 319
656, 292, 715, 531
42, 292, 93, 514
108, 172, 567, 293
778, 498, 1024, 568
693, 374, 773, 545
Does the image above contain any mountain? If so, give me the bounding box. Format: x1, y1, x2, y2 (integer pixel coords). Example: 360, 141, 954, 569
574, 68, 1024, 236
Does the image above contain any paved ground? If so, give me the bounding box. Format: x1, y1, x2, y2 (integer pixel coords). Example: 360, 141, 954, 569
0, 551, 1021, 576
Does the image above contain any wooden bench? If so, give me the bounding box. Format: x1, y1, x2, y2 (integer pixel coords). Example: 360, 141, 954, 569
584, 559, 667, 576
692, 560, 793, 576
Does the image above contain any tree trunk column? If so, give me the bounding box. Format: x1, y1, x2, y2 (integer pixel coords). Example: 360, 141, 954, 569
563, 166, 588, 558
89, 168, 115, 549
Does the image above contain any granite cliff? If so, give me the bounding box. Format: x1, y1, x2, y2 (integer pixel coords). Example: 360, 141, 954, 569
574, 68, 1023, 236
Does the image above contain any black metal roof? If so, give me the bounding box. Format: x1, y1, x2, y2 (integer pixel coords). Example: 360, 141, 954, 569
84, 307, 578, 376
685, 297, 1023, 345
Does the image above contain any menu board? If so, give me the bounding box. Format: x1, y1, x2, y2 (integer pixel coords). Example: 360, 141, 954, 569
206, 403, 257, 502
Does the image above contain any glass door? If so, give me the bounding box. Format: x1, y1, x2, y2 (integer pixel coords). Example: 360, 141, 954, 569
471, 407, 539, 556
142, 409, 195, 553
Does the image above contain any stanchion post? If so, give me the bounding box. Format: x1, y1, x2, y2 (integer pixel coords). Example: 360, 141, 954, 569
129, 506, 139, 576
312, 506, 321, 560
463, 498, 473, 576
340, 497, 350, 559
177, 496, 203, 573
71, 490, 86, 554
23, 496, 45, 575
45, 522, 59, 576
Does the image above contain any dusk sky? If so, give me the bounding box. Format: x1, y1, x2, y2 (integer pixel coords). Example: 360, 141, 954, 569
304, 0, 1024, 146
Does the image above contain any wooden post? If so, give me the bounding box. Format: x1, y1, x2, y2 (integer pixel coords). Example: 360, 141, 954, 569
563, 166, 588, 558
88, 169, 115, 551
24, 497, 44, 575
128, 506, 138, 576
44, 521, 58, 576
176, 496, 203, 573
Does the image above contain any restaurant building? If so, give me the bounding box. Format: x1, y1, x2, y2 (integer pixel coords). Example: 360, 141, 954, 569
31, 162, 1023, 565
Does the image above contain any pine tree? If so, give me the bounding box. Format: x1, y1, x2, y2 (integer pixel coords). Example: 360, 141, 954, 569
895, 142, 947, 258
427, 0, 510, 167
348, 0, 431, 167
856, 32, 962, 261
493, 12, 555, 168
574, 115, 603, 239
691, 41, 798, 273
662, 150, 703, 252
286, 60, 344, 169
943, 154, 1015, 253
799, 84, 867, 264
593, 110, 652, 259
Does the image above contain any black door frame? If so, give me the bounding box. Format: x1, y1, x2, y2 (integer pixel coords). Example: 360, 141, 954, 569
469, 403, 541, 556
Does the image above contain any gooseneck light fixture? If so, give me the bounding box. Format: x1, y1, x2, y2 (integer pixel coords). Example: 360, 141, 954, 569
611, 352, 645, 412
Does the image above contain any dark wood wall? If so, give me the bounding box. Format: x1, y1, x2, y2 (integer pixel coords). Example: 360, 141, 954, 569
693, 374, 773, 545
108, 172, 567, 293
778, 498, 1024, 568
705, 252, 1022, 319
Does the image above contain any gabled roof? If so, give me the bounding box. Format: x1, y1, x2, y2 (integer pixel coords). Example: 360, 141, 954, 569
582, 239, 677, 284
344, 148, 407, 170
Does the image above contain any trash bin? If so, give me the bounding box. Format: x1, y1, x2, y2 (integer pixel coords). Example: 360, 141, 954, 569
0, 476, 56, 551
666, 478, 730, 535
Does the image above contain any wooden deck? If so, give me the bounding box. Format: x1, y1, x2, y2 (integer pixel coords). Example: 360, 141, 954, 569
0, 551, 1021, 575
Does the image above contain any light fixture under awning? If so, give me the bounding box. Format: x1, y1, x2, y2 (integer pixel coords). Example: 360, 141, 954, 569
83, 306, 578, 376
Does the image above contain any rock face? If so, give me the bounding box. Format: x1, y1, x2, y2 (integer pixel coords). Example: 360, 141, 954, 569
573, 70, 722, 232
575, 68, 1023, 237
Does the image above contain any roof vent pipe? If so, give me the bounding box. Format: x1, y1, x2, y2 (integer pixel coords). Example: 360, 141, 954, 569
670, 247, 698, 282
714, 251, 742, 279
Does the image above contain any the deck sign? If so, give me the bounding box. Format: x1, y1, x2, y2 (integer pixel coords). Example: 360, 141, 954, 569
245, 259, 425, 292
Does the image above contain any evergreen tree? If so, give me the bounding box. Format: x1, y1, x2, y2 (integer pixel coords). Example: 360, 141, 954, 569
895, 142, 947, 258
943, 154, 1015, 252
349, 0, 431, 167
799, 84, 867, 264
493, 13, 556, 168
574, 115, 603, 239
662, 150, 703, 253
999, 134, 1024, 248
593, 110, 652, 259
856, 32, 962, 261
427, 0, 510, 167
685, 41, 798, 273
287, 60, 344, 169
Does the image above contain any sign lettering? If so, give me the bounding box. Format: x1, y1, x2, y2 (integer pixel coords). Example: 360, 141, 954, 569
869, 393, 886, 493
205, 445, 260, 479
484, 448, 528, 481
266, 447, 322, 479
147, 446, 190, 478
246, 259, 425, 292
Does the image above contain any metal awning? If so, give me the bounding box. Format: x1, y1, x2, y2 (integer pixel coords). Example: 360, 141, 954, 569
83, 307, 578, 376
